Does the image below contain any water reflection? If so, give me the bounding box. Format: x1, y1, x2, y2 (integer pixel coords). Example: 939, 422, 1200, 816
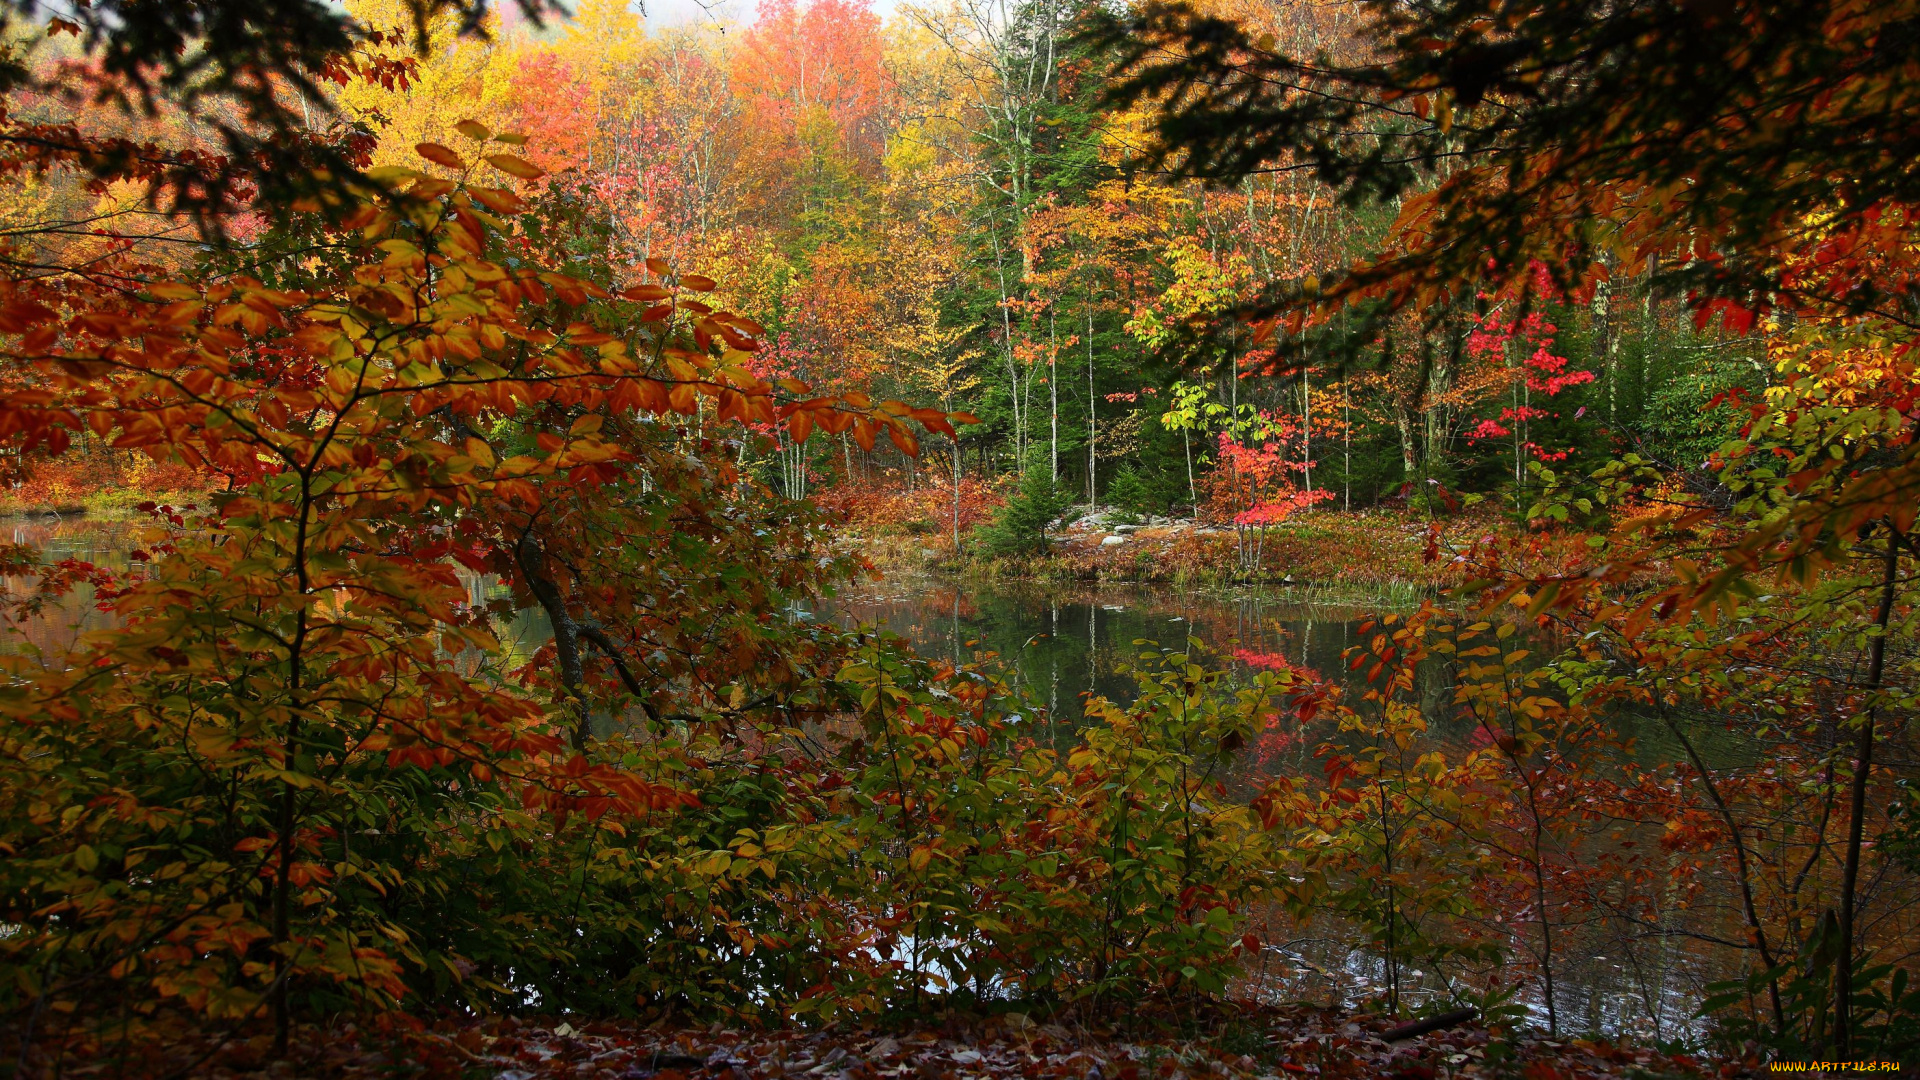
820, 575, 1459, 745
0, 516, 135, 657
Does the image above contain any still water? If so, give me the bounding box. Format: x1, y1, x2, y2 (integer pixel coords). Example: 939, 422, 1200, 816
823, 575, 1390, 720
4, 516, 1732, 1042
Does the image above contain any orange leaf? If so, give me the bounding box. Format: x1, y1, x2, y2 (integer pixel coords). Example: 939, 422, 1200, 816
469, 186, 526, 214
416, 142, 466, 169
455, 119, 491, 140
788, 410, 814, 444
910, 407, 954, 437
485, 153, 544, 180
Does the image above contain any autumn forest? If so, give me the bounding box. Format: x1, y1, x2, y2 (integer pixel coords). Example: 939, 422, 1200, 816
1, 0, 1918, 1076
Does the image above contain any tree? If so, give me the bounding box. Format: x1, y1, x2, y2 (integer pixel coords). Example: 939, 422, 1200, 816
0, 115, 954, 1057
731, 0, 889, 236
976, 449, 1067, 555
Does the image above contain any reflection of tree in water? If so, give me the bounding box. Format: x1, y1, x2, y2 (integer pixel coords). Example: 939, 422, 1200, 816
823, 578, 1442, 754
0, 518, 143, 660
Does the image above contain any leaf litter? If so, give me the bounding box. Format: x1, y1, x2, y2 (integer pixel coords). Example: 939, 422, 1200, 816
156, 1004, 1731, 1080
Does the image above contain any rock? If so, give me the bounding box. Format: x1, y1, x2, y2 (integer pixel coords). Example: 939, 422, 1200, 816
1100, 535, 1128, 547
1111, 524, 1138, 534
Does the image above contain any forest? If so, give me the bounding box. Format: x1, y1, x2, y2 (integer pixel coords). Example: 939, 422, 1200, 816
0, 0, 1915, 1076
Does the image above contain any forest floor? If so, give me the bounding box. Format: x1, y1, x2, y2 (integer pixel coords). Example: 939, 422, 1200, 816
138, 1004, 1744, 1080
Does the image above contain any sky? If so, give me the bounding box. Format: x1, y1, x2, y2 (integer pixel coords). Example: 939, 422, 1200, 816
637, 0, 748, 28
497, 0, 901, 31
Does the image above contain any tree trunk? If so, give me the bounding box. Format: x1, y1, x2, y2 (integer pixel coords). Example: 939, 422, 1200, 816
1343, 374, 1352, 511
989, 222, 1022, 468
516, 529, 593, 752
1300, 365, 1312, 492
1593, 254, 1617, 424
1394, 402, 1418, 482
1086, 300, 1096, 507
1049, 309, 1058, 484
1830, 524, 1902, 1057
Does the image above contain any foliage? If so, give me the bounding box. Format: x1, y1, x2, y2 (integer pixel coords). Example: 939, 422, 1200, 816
1093, 0, 1920, 325
0, 442, 209, 513
1095, 0, 1920, 1059
815, 474, 1002, 547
